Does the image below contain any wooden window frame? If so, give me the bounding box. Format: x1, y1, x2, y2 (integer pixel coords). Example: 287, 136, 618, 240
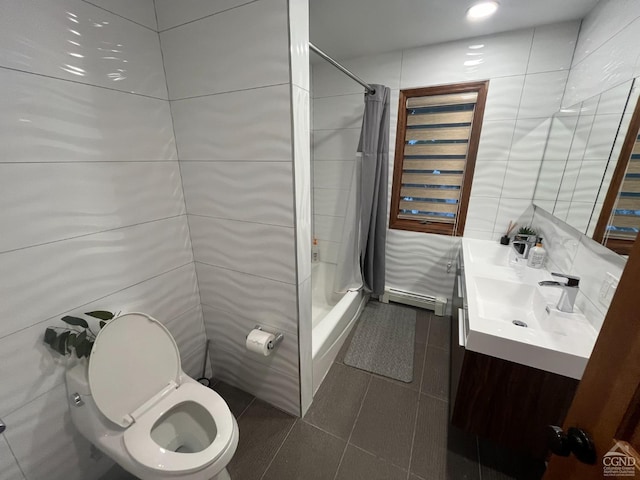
593, 96, 640, 255
389, 81, 489, 236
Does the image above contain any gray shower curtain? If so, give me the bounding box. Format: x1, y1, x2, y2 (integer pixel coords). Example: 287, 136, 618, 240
358, 85, 390, 297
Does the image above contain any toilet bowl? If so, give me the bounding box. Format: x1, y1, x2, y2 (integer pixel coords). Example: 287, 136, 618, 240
65, 312, 239, 480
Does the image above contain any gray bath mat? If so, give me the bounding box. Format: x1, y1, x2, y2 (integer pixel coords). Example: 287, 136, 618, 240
344, 302, 416, 382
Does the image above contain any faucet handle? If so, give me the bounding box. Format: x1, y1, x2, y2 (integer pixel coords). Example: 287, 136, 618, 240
551, 272, 580, 287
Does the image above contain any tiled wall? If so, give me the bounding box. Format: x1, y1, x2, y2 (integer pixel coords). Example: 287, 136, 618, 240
526, 206, 626, 332
0, 0, 207, 478
157, 0, 307, 416
289, 0, 314, 415
534, 80, 638, 235
311, 21, 580, 306
563, 0, 640, 108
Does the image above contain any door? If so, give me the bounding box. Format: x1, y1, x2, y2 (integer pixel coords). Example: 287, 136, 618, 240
544, 237, 640, 479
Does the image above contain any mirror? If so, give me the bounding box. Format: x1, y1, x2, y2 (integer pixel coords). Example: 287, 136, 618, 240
533, 79, 640, 238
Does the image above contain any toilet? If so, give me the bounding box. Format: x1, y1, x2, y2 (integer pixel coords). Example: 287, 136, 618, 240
65, 312, 239, 480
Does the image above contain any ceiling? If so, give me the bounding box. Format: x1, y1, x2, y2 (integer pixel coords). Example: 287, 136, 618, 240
310, 0, 599, 61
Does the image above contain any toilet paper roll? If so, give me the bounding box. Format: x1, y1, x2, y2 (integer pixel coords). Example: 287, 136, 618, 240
246, 329, 276, 356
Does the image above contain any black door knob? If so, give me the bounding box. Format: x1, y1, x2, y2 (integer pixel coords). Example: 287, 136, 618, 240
546, 425, 596, 465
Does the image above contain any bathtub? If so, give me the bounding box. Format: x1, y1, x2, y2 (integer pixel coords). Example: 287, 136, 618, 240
311, 262, 367, 393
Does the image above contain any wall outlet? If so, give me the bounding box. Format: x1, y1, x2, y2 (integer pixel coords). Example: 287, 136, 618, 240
598, 272, 619, 307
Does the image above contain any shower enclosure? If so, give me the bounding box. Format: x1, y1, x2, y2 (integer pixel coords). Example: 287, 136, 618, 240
309, 44, 389, 393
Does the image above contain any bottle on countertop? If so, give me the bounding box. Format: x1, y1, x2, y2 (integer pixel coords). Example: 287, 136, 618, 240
527, 238, 546, 269
312, 237, 320, 263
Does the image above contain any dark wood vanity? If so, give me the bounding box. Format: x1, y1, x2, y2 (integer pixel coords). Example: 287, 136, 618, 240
450, 255, 580, 458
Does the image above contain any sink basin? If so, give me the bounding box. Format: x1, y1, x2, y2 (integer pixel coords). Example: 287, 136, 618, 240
465, 241, 513, 267
461, 238, 598, 379
473, 277, 547, 331
472, 276, 589, 337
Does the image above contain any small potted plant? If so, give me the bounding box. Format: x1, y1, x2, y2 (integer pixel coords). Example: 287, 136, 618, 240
514, 226, 538, 243
43, 310, 116, 358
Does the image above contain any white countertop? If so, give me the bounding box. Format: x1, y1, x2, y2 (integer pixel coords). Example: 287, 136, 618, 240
460, 238, 598, 379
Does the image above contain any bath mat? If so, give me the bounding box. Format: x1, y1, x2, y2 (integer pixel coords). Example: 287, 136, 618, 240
344, 302, 416, 382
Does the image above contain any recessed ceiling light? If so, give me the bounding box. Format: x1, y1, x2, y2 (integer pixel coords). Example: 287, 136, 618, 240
466, 1, 499, 21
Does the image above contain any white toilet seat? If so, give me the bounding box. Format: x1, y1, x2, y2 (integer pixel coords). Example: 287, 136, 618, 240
124, 381, 235, 475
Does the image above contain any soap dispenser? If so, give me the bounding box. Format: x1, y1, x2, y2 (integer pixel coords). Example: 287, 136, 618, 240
527, 238, 546, 269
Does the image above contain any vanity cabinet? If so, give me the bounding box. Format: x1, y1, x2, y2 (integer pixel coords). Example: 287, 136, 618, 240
450, 252, 579, 458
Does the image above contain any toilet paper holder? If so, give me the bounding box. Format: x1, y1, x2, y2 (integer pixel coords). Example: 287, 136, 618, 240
248, 325, 284, 351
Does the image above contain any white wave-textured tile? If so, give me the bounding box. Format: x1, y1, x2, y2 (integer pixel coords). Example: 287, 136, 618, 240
180, 161, 294, 227
482, 75, 525, 122
475, 120, 517, 162
208, 342, 301, 416
518, 71, 569, 119
314, 93, 365, 130
0, 0, 168, 98
203, 304, 298, 379
292, 84, 313, 284
564, 7, 640, 108
189, 214, 296, 284
159, 0, 289, 99
0, 162, 185, 253
0, 0, 207, 476
85, 0, 158, 30
0, 216, 193, 338
0, 262, 200, 420
312, 51, 402, 98
400, 28, 534, 88
158, 0, 304, 418
155, 0, 254, 31
313, 128, 361, 160
0, 435, 25, 480
196, 262, 298, 336
0, 68, 177, 163
4, 384, 113, 480
170, 84, 293, 161
527, 21, 579, 74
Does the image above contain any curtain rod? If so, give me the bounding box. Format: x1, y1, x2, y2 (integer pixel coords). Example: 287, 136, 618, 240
309, 42, 376, 95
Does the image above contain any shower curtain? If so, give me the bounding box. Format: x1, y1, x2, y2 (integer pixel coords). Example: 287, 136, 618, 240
334, 84, 390, 297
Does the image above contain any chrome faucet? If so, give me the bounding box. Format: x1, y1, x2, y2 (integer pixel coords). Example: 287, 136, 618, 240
512, 235, 537, 259
538, 273, 580, 313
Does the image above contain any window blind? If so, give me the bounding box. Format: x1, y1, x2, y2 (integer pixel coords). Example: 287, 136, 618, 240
397, 92, 477, 225
607, 133, 640, 241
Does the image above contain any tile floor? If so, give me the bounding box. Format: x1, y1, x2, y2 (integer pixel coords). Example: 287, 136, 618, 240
103, 305, 546, 480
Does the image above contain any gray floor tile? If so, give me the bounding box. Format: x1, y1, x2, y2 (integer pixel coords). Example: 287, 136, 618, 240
213, 381, 254, 418
370, 341, 426, 392
99, 465, 137, 480
478, 438, 545, 480
410, 394, 449, 479
446, 425, 481, 480
428, 315, 451, 351
350, 377, 419, 468
415, 309, 431, 345
303, 362, 370, 439
263, 421, 346, 480
335, 445, 407, 480
228, 400, 296, 480
421, 345, 450, 401
335, 321, 359, 365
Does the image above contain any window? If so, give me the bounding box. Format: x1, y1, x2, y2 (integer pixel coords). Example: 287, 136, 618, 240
389, 81, 489, 236
593, 98, 640, 255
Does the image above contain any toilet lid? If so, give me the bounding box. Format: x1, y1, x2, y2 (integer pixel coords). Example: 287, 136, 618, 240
88, 312, 182, 428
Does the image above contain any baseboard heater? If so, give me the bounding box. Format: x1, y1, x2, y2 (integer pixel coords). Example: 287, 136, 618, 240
380, 288, 447, 316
